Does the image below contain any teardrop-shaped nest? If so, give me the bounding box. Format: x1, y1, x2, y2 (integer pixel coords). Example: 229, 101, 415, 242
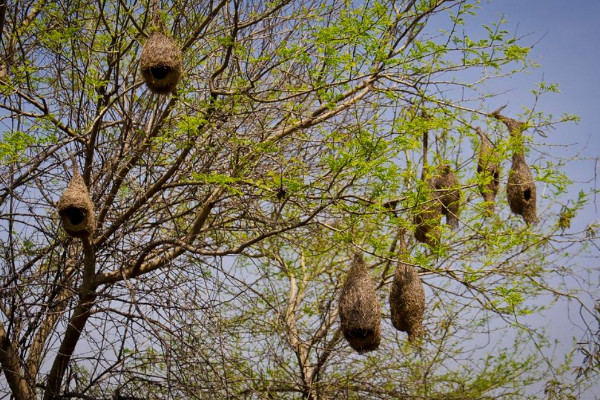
389, 262, 425, 342
339, 254, 381, 353
57, 171, 95, 238
140, 32, 183, 94
413, 181, 442, 247
507, 153, 537, 224
432, 164, 461, 229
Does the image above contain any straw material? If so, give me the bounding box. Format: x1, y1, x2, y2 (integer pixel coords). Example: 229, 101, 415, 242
339, 254, 381, 353
57, 167, 95, 238
413, 180, 442, 247
507, 153, 537, 224
389, 262, 425, 342
140, 32, 182, 94
432, 164, 461, 229
475, 127, 500, 212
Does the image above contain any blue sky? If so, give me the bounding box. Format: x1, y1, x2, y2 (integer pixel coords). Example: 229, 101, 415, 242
478, 0, 600, 192
475, 1, 600, 396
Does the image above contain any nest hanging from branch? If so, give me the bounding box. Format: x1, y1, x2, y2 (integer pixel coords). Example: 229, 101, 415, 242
475, 127, 500, 213
490, 108, 537, 224
432, 163, 461, 229
413, 125, 442, 246
413, 184, 442, 247
140, 32, 183, 94
339, 254, 381, 353
507, 153, 537, 224
57, 164, 95, 238
389, 262, 425, 342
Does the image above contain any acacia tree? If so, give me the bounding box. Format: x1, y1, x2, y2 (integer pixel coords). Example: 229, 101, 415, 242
0, 0, 597, 399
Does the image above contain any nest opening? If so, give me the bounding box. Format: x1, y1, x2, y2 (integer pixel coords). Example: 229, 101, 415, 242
150, 65, 171, 80
349, 328, 373, 339
524, 188, 531, 200
62, 207, 86, 226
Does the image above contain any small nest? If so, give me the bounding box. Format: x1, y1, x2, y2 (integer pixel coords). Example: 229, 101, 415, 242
432, 164, 461, 229
476, 128, 500, 212
339, 254, 381, 353
507, 153, 537, 224
140, 32, 182, 94
57, 168, 95, 238
413, 180, 442, 247
389, 262, 425, 342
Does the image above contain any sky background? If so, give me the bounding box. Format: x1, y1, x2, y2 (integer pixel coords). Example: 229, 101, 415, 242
471, 1, 600, 397
477, 0, 600, 195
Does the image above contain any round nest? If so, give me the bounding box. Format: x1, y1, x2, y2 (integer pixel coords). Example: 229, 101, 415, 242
389, 262, 425, 342
507, 153, 537, 224
140, 32, 183, 94
57, 170, 95, 238
339, 254, 381, 353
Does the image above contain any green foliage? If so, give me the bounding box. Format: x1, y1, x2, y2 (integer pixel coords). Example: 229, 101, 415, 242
0, 0, 596, 399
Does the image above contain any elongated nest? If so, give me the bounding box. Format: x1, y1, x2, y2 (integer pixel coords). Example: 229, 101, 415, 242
432, 164, 461, 229
476, 128, 500, 213
413, 181, 442, 247
507, 153, 537, 224
140, 32, 182, 94
389, 262, 425, 342
57, 169, 95, 238
339, 254, 381, 353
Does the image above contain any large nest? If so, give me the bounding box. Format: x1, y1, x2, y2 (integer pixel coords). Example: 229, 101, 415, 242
57, 167, 95, 238
507, 153, 537, 224
475, 127, 500, 213
432, 163, 461, 229
339, 254, 381, 353
413, 180, 442, 247
389, 262, 425, 342
140, 32, 183, 94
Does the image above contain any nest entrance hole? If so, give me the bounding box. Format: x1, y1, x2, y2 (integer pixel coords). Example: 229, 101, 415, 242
524, 188, 531, 200
64, 207, 86, 226
348, 328, 373, 339
150, 66, 171, 80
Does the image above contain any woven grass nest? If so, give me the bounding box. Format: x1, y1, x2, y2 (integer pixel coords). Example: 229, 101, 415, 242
432, 163, 461, 229
339, 254, 381, 353
490, 109, 538, 225
413, 180, 442, 247
57, 167, 95, 238
389, 262, 425, 342
507, 153, 537, 224
140, 32, 182, 94
475, 127, 500, 212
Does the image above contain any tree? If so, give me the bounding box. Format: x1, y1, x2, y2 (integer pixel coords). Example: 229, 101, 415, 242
0, 0, 597, 398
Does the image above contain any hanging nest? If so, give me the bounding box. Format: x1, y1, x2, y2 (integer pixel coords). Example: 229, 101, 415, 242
475, 127, 500, 213
413, 181, 442, 247
507, 153, 537, 224
339, 254, 381, 353
389, 262, 425, 342
490, 109, 537, 225
432, 163, 461, 229
57, 166, 95, 238
140, 32, 182, 94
